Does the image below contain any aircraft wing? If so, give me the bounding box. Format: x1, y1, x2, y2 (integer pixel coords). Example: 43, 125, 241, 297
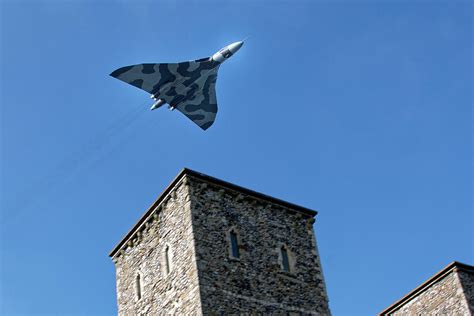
110, 59, 220, 130
110, 59, 216, 95
110, 63, 179, 94
175, 70, 218, 130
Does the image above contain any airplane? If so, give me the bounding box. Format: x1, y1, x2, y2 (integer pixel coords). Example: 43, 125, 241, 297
110, 41, 244, 130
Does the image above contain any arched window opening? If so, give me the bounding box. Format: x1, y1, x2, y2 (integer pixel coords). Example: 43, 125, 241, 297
165, 245, 171, 274
281, 246, 290, 272
230, 230, 240, 259
135, 274, 142, 300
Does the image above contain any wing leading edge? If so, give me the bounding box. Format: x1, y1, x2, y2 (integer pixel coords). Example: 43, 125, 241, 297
110, 59, 220, 130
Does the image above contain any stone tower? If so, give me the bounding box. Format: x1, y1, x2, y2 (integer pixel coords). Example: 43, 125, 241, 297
109, 168, 331, 315
380, 261, 474, 315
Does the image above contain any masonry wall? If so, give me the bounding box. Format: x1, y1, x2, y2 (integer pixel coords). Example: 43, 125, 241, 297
458, 269, 474, 313
112, 181, 202, 315
188, 176, 331, 315
390, 268, 472, 315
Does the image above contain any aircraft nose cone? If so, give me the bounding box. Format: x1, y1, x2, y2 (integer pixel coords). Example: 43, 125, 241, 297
228, 41, 244, 54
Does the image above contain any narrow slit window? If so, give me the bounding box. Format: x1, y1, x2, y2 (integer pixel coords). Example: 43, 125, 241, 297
230, 231, 240, 259
135, 274, 142, 300
165, 245, 171, 274
281, 246, 290, 272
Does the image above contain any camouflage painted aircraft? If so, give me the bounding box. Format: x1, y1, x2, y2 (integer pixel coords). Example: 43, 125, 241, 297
110, 41, 244, 130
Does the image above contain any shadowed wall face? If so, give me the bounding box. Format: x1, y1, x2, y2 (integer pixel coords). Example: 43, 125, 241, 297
188, 177, 330, 314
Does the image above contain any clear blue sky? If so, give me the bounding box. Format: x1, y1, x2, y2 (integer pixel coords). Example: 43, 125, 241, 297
1, 1, 472, 315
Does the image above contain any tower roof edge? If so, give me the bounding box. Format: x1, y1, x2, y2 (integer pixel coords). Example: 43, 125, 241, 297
109, 168, 318, 259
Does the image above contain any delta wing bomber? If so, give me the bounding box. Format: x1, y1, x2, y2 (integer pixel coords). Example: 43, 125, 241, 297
110, 41, 244, 130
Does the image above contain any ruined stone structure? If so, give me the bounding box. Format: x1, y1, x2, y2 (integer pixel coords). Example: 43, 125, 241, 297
110, 168, 331, 315
380, 261, 474, 315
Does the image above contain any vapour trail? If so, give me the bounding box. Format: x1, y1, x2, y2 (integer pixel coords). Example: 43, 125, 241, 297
1, 102, 148, 224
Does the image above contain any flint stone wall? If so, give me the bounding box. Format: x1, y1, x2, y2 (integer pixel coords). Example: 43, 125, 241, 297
113, 181, 202, 315
112, 174, 330, 315
188, 177, 330, 315
390, 268, 473, 315
458, 268, 474, 313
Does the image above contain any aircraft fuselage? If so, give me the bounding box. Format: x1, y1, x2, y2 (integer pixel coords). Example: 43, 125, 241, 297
150, 41, 244, 111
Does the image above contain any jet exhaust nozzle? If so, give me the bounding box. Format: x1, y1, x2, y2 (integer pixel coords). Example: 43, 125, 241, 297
150, 98, 166, 110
